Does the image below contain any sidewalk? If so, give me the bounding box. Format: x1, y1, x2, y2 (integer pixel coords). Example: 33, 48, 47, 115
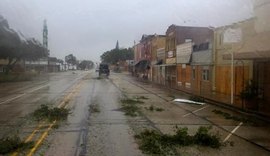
110, 72, 270, 156
124, 72, 270, 123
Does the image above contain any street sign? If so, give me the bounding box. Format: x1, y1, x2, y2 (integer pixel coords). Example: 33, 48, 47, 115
223, 28, 242, 43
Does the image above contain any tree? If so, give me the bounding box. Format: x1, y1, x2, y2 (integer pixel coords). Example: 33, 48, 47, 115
0, 16, 49, 74
57, 59, 64, 64
100, 47, 134, 64
22, 38, 49, 61
0, 17, 21, 73
65, 54, 77, 69
78, 60, 94, 70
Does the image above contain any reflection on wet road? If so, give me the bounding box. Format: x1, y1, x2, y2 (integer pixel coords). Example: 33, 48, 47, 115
0, 70, 142, 156
0, 71, 86, 128
44, 71, 142, 156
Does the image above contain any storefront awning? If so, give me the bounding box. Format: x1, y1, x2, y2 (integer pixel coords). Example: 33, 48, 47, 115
223, 51, 270, 60
156, 59, 163, 65
158, 64, 176, 67
134, 60, 150, 70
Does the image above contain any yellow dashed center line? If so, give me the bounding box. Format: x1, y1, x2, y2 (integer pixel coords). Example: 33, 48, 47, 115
11, 79, 84, 156
27, 120, 57, 156
25, 122, 45, 143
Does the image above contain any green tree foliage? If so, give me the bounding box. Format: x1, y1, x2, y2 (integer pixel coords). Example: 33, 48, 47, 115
0, 16, 48, 74
65, 54, 77, 65
21, 39, 49, 61
78, 60, 94, 70
57, 59, 64, 64
100, 48, 134, 64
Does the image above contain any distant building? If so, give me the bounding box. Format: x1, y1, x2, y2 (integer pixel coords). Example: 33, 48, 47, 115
48, 57, 60, 72
0, 59, 24, 73
150, 34, 166, 84
134, 43, 143, 62
134, 35, 154, 79
165, 25, 213, 89
213, 0, 270, 116
25, 58, 48, 73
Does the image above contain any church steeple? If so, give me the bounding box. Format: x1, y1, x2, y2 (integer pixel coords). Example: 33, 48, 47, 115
115, 40, 119, 50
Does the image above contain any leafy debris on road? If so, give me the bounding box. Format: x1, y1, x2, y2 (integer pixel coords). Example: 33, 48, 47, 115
120, 98, 143, 117
145, 105, 164, 112
121, 103, 140, 117
156, 107, 164, 112
149, 105, 154, 111
135, 129, 176, 155
33, 104, 70, 122
193, 126, 222, 148
121, 98, 144, 104
212, 109, 252, 124
0, 135, 34, 154
168, 94, 176, 99
89, 103, 100, 113
135, 126, 223, 155
136, 96, 149, 100
189, 95, 205, 103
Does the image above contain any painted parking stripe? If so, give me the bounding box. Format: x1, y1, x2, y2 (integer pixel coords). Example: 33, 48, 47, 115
223, 122, 243, 142
27, 84, 49, 93
182, 105, 210, 117
0, 84, 48, 105
0, 94, 26, 105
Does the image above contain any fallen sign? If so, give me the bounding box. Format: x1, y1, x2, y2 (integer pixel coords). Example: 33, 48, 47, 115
173, 99, 205, 105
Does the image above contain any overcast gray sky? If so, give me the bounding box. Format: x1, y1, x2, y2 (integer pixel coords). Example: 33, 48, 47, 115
0, 0, 254, 62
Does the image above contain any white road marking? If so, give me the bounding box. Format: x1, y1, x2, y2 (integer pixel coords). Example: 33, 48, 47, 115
27, 84, 49, 93
0, 84, 48, 105
182, 105, 210, 117
0, 94, 26, 105
223, 122, 243, 142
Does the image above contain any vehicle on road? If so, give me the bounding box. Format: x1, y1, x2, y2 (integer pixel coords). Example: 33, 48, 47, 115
99, 63, 110, 76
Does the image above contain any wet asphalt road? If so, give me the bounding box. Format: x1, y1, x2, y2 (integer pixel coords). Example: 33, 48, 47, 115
43, 71, 142, 156
0, 70, 141, 156
0, 71, 84, 128
1, 70, 270, 156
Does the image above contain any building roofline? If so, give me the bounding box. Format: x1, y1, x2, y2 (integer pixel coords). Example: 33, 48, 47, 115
214, 17, 255, 30
168, 24, 213, 29
137, 33, 166, 44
